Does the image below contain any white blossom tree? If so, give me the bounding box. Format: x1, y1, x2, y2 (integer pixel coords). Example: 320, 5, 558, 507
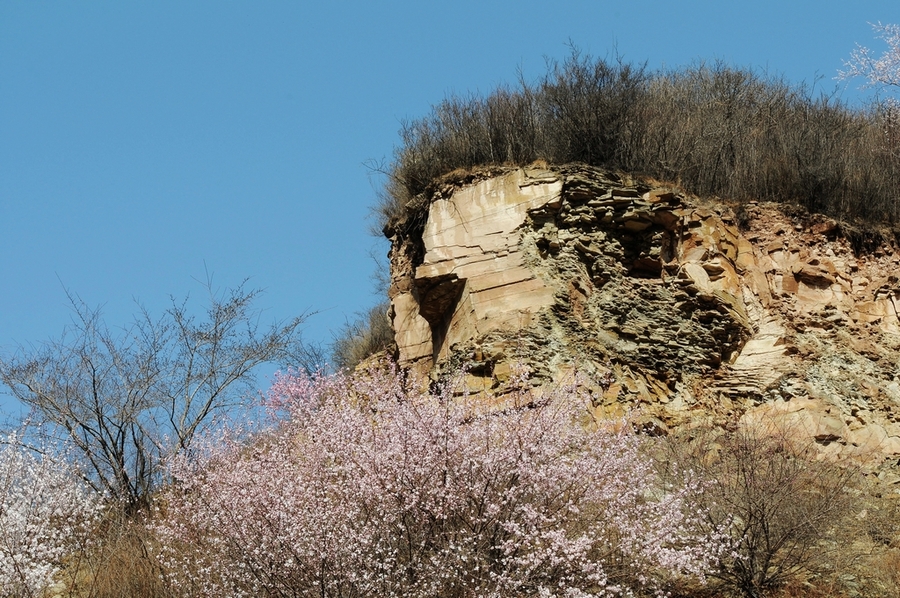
0, 434, 100, 598
840, 23, 900, 165
839, 22, 900, 92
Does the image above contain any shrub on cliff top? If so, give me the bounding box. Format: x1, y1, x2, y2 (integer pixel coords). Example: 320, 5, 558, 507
153, 366, 726, 597
380, 50, 900, 237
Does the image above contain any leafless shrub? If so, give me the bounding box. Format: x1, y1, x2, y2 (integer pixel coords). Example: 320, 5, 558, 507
331, 302, 395, 370
380, 50, 900, 239
660, 424, 857, 598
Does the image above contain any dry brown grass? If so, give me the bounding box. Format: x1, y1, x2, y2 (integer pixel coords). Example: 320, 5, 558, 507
56, 514, 168, 598
331, 302, 396, 370
869, 548, 900, 598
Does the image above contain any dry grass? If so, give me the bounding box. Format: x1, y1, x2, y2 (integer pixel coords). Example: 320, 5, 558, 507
331, 302, 395, 370
869, 548, 900, 598
56, 513, 168, 598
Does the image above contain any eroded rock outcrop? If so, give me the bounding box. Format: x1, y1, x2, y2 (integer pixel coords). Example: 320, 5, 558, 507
387, 164, 900, 464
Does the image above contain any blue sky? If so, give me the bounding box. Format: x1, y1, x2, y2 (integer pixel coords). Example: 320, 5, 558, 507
1, 0, 897, 416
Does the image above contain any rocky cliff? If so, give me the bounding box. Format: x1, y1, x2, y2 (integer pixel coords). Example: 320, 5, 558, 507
386, 164, 900, 467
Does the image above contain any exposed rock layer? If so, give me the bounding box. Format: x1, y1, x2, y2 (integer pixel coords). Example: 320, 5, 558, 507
387, 164, 900, 464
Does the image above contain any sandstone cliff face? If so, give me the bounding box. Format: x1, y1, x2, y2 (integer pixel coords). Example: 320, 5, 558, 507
387, 164, 900, 465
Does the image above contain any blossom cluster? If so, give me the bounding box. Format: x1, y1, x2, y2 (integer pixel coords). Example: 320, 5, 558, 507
0, 434, 100, 597
839, 22, 900, 91
154, 367, 727, 597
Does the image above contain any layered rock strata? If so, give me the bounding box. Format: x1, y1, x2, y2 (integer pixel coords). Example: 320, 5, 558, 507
386, 164, 900, 463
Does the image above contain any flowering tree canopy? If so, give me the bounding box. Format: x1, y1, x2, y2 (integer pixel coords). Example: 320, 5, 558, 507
154, 367, 727, 597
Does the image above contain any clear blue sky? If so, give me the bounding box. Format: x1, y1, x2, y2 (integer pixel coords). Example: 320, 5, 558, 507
1, 1, 897, 417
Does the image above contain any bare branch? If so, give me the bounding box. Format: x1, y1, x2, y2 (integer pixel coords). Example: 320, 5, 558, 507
0, 283, 311, 512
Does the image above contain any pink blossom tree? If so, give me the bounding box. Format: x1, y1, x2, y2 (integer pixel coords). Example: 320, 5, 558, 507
0, 434, 100, 598
154, 367, 727, 597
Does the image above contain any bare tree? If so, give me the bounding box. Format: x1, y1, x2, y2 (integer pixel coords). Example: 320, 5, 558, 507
662, 424, 857, 598
0, 283, 310, 512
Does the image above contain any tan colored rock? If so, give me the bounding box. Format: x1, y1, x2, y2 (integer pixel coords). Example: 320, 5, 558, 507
740, 398, 846, 444
793, 262, 836, 286
390, 168, 561, 368
847, 425, 900, 457
387, 164, 900, 464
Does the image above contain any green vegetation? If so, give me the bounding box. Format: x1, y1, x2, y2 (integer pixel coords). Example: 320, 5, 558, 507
379, 51, 900, 240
